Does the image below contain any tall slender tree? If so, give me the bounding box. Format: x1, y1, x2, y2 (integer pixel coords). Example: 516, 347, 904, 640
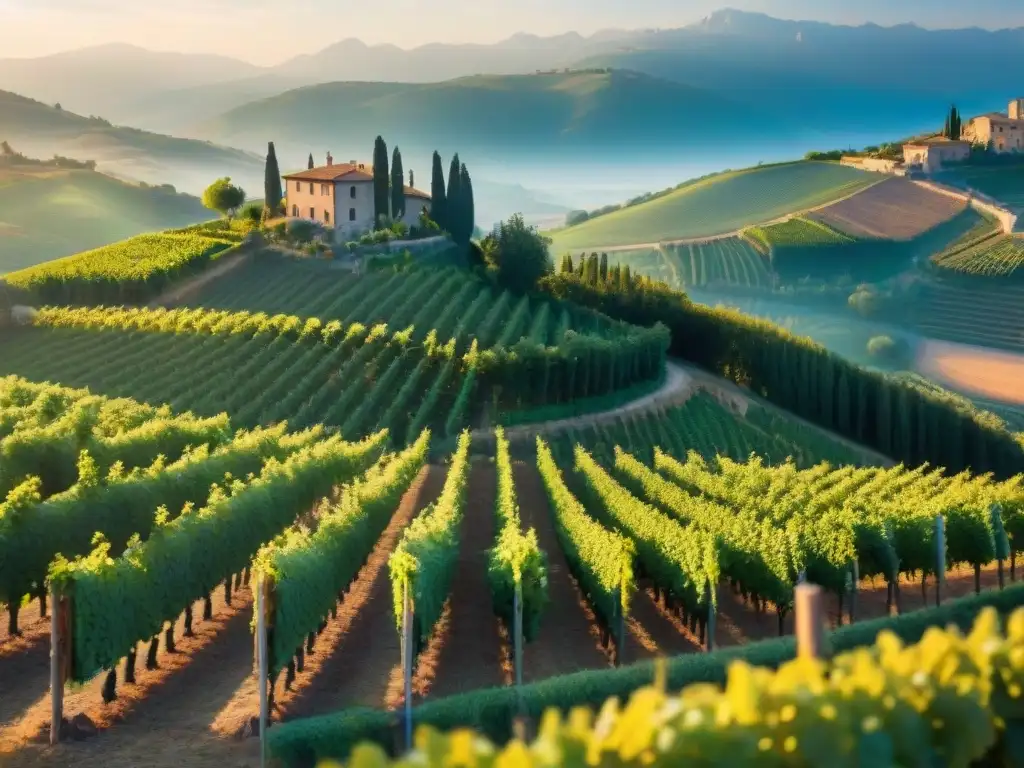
307, 153, 314, 169
372, 136, 390, 225
430, 151, 447, 231
391, 146, 405, 221
445, 153, 461, 237
599, 253, 609, 283
457, 163, 474, 244
409, 169, 415, 189
264, 141, 283, 215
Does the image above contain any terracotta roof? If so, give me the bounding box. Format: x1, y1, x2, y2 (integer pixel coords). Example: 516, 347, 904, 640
404, 186, 431, 200
282, 163, 373, 182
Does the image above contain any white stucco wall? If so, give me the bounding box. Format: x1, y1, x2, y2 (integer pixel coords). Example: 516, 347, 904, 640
332, 180, 376, 236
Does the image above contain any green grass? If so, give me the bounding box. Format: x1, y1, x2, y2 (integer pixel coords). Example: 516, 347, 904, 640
745, 216, 855, 250
545, 162, 877, 252
0, 166, 210, 274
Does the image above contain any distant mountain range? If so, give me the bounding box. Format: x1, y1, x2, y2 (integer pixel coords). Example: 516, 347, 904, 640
1, 9, 1022, 138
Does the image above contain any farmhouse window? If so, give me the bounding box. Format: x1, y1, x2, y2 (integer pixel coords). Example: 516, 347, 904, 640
325, 210, 331, 223
350, 185, 357, 198
309, 207, 315, 219
292, 205, 298, 217
349, 208, 356, 221
309, 182, 314, 193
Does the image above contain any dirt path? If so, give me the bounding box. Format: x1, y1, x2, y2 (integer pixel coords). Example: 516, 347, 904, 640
0, 602, 51, 732
419, 460, 504, 699
579, 178, 887, 253
512, 461, 610, 679
917, 339, 1024, 406
1, 586, 259, 768
713, 562, 1011, 648
267, 465, 448, 721
480, 362, 695, 445
148, 249, 252, 308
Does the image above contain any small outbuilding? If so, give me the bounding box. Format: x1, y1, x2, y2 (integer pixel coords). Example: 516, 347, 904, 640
902, 137, 971, 173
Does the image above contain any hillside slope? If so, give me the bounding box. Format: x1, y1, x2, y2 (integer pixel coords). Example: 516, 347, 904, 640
545, 162, 877, 252
0, 89, 261, 194
200, 70, 788, 160
0, 165, 211, 273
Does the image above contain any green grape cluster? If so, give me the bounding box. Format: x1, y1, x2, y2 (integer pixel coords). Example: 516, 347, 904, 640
332, 607, 1024, 768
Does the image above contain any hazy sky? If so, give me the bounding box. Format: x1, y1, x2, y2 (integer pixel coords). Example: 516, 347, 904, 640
3, 0, 1024, 64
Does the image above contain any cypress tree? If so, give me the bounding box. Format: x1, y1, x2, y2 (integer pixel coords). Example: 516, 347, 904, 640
446, 153, 461, 236
430, 151, 447, 231
391, 147, 405, 221
372, 136, 390, 225
599, 253, 609, 282
307, 153, 314, 170
264, 141, 283, 215
836, 370, 851, 434
944, 114, 952, 139
458, 163, 474, 244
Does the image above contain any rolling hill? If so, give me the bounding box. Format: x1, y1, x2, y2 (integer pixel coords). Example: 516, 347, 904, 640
544, 161, 877, 252
5, 11, 1024, 142
0, 89, 262, 194
199, 70, 788, 162
0, 163, 212, 273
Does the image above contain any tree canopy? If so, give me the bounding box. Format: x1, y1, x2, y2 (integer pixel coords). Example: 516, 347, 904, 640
430, 151, 447, 230
202, 177, 246, 219
265, 141, 283, 215
372, 136, 390, 225
391, 146, 405, 220
482, 214, 552, 294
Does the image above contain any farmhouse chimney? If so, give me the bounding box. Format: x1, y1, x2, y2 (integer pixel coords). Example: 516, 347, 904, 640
326, 152, 333, 166
409, 169, 414, 188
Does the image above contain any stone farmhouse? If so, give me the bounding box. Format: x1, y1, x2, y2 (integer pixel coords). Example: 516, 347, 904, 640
962, 98, 1024, 153
899, 98, 1024, 173
283, 153, 431, 239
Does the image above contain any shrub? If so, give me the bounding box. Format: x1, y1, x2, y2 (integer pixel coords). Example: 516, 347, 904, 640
241, 202, 263, 223
287, 219, 318, 244
867, 334, 912, 368
848, 286, 880, 316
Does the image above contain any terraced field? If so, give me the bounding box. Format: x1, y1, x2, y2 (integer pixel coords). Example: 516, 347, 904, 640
906, 279, 1024, 353
661, 238, 773, 289
545, 162, 877, 252
602, 238, 773, 291
932, 231, 1024, 278
745, 216, 854, 250
807, 177, 967, 239
0, 258, 667, 444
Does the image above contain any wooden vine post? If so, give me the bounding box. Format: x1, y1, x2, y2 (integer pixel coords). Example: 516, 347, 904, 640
704, 581, 716, 652
49, 583, 70, 745
401, 579, 414, 753
614, 588, 626, 668
848, 559, 859, 624
256, 574, 269, 768
513, 582, 524, 688
935, 515, 946, 608
795, 583, 824, 660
